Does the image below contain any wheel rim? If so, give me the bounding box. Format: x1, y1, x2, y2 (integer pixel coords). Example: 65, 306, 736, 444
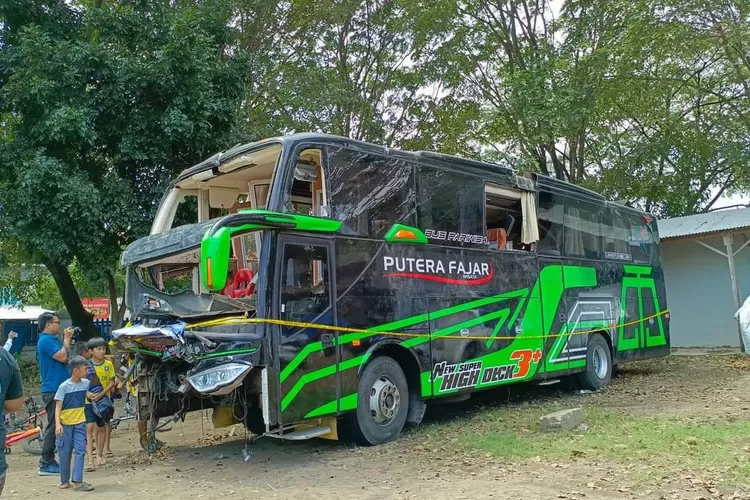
592, 344, 608, 379
369, 375, 401, 425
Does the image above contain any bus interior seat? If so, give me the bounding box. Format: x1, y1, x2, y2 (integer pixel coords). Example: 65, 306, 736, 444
223, 268, 256, 298
487, 228, 507, 250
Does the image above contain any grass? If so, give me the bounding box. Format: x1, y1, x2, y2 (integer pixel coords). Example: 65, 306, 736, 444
424, 405, 750, 487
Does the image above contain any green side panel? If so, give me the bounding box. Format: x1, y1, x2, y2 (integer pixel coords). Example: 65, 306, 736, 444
420, 371, 432, 397
284, 307, 517, 410
540, 265, 597, 371
282, 354, 370, 411
383, 224, 428, 244
339, 392, 357, 412
280, 289, 528, 384
304, 399, 338, 419
282, 291, 529, 411
282, 264, 627, 410
618, 265, 666, 351
303, 392, 358, 419
539, 266, 565, 336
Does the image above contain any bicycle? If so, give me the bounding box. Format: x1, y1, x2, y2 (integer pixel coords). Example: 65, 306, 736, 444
5, 397, 46, 456
109, 391, 136, 430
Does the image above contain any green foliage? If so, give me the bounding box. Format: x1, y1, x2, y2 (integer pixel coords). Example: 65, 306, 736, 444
410, 0, 749, 216
0, 0, 255, 326
1, 0, 748, 305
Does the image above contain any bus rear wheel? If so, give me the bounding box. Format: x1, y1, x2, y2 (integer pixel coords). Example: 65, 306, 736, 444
576, 335, 612, 391
349, 356, 409, 446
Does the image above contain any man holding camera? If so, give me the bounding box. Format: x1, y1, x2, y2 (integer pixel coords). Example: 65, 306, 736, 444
36, 312, 74, 476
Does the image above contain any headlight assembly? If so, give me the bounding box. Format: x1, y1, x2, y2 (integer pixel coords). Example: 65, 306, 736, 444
187, 362, 252, 395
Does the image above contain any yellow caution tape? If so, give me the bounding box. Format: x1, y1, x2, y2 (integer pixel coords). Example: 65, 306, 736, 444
185, 309, 669, 342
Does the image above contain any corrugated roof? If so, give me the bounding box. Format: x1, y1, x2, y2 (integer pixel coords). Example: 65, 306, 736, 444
657, 206, 750, 240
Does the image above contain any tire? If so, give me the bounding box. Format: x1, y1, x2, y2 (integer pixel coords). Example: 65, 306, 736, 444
22, 435, 43, 456
576, 334, 612, 391
348, 356, 409, 446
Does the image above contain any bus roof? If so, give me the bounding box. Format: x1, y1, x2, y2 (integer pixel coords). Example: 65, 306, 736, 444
170, 132, 653, 218
171, 133, 518, 186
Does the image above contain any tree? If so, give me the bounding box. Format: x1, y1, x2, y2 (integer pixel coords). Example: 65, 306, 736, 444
244, 0, 447, 147
0, 0, 255, 338
578, 0, 750, 215
417, 0, 748, 215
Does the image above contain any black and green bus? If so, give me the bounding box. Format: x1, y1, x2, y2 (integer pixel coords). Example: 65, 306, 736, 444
115, 133, 669, 448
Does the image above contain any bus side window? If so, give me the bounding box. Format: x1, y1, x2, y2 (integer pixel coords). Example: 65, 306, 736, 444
602, 208, 631, 260
537, 191, 564, 256
279, 243, 331, 336
563, 198, 602, 259
417, 167, 484, 246
172, 194, 198, 229
327, 148, 415, 238
485, 184, 536, 251
628, 214, 655, 265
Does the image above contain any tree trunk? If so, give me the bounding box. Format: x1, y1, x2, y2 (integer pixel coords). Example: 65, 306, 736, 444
106, 270, 126, 330
43, 259, 98, 341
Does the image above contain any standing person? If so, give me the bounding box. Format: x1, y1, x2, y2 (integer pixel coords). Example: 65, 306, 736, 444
735, 295, 750, 353
2, 330, 19, 434
0, 339, 24, 496
2, 331, 17, 352
76, 341, 98, 471
85, 338, 115, 465
54, 356, 94, 492
36, 312, 74, 476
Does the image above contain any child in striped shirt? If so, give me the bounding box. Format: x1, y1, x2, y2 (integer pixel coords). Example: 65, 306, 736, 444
54, 356, 95, 492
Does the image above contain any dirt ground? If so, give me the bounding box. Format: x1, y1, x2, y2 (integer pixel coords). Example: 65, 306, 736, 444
5, 353, 750, 500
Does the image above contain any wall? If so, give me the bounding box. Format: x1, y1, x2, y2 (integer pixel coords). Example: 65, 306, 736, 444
661, 231, 750, 347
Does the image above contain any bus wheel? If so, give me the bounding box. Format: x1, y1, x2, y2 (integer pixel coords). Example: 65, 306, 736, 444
576, 335, 612, 391
350, 356, 409, 446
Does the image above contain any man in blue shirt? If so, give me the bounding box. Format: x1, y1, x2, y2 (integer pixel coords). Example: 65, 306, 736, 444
0, 343, 24, 494
36, 312, 74, 476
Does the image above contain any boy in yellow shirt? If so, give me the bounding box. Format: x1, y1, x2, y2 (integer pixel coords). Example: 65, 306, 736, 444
86, 338, 116, 463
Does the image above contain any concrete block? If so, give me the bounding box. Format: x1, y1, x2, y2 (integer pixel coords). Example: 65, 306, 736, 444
539, 408, 583, 431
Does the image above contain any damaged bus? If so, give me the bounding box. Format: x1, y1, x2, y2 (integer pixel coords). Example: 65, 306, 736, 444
115, 133, 670, 450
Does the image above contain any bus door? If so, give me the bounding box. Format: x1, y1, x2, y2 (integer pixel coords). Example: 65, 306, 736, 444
274, 235, 339, 424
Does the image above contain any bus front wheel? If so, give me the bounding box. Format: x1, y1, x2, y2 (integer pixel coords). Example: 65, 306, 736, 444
349, 356, 409, 446
576, 334, 612, 391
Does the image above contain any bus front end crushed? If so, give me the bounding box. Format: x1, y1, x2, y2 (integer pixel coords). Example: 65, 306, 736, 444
116, 218, 273, 445
112, 319, 268, 440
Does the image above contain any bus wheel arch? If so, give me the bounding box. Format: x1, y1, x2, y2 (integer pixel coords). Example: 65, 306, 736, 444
361, 343, 426, 426
345, 344, 424, 446
576, 332, 613, 391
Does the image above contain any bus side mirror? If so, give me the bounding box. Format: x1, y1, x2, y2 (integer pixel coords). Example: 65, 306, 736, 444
201, 227, 231, 292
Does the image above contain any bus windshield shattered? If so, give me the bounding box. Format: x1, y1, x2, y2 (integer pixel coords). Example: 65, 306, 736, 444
121, 220, 261, 318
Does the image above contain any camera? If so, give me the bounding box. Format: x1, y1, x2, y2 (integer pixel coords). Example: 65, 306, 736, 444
71, 326, 82, 341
